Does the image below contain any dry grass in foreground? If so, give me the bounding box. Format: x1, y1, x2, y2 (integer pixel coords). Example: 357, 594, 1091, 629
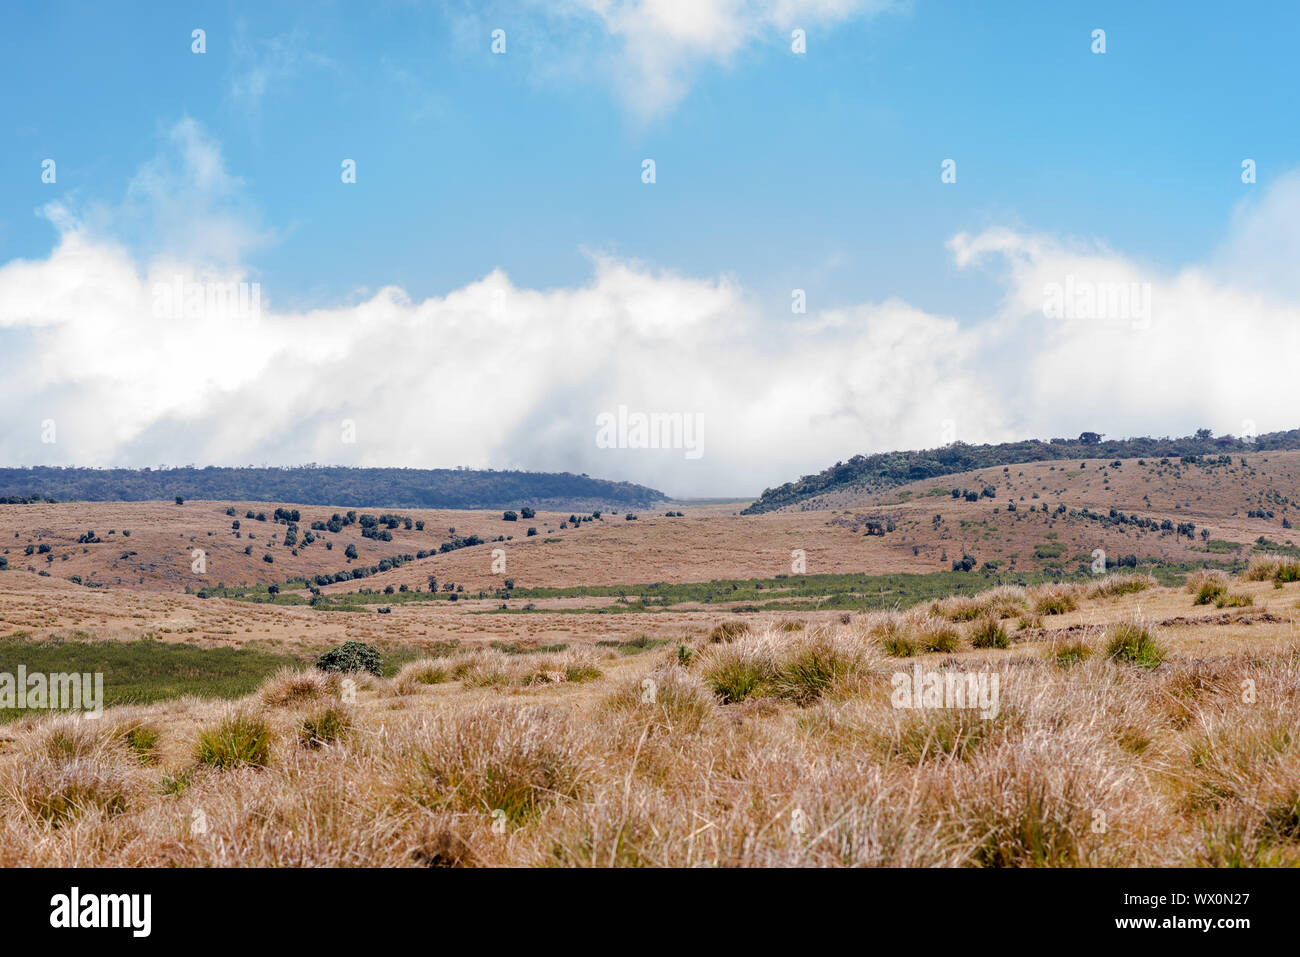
1, 577, 1299, 867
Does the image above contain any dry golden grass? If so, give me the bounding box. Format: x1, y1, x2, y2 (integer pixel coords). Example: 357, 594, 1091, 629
0, 579, 1295, 867
3, 472, 1300, 868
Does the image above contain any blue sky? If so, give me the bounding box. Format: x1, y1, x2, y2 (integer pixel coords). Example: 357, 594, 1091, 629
5, 1, 1295, 315
2, 1, 1299, 495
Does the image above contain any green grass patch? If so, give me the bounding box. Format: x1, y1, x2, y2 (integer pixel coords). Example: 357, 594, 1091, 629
0, 638, 301, 722
594, 635, 668, 656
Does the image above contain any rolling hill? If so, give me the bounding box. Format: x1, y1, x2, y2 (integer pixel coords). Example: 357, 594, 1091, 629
0, 466, 664, 511
742, 428, 1300, 514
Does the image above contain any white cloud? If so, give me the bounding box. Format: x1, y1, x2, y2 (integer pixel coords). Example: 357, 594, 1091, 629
533, 0, 897, 119
227, 24, 335, 114
2, 121, 1298, 497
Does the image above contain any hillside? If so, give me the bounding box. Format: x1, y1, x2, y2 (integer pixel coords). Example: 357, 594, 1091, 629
0, 466, 663, 511
5, 450, 1298, 602
743, 428, 1300, 514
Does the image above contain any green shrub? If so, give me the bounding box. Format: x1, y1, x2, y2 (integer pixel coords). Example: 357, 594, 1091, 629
315, 640, 383, 676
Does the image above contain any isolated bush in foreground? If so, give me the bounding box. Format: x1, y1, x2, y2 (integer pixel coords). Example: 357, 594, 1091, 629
315, 640, 383, 677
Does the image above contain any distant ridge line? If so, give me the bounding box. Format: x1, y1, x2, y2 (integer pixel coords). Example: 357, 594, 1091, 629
742, 428, 1300, 514
0, 465, 664, 511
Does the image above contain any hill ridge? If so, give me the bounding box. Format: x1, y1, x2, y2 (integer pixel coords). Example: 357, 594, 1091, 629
0, 465, 663, 510
743, 428, 1300, 514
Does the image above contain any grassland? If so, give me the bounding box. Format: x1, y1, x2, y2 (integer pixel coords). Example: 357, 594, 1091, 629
1, 453, 1299, 866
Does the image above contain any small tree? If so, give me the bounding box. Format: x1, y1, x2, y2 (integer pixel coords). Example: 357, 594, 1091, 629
315, 640, 383, 677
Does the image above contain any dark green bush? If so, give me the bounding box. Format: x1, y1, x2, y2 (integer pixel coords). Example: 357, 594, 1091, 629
315, 640, 383, 676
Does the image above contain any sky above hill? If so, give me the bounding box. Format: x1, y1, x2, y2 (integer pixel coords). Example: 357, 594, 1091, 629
2, 1, 1299, 497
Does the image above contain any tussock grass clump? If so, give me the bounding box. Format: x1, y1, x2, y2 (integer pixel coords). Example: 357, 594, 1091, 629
1050, 641, 1094, 667
778, 619, 805, 632
195, 712, 273, 770
698, 640, 777, 704
1214, 591, 1254, 609
1245, 554, 1300, 583
1105, 620, 1166, 669
1030, 583, 1081, 616
699, 628, 871, 706
1187, 569, 1230, 605
456, 647, 601, 689
401, 704, 590, 824
980, 585, 1030, 618
298, 706, 352, 749
4, 756, 133, 827
914, 616, 960, 653
968, 614, 1010, 649
771, 631, 865, 705
260, 667, 331, 707
596, 635, 667, 655
39, 718, 114, 761
602, 665, 715, 734
1088, 573, 1157, 600
394, 658, 453, 694
929, 595, 986, 622
517, 649, 602, 686
2, 718, 137, 827
870, 615, 918, 657
955, 737, 1127, 867
709, 620, 751, 643
876, 705, 994, 765
117, 721, 161, 764
931, 585, 1028, 622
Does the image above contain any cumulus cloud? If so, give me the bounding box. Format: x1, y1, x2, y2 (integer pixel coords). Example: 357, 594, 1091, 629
525, 0, 897, 119
2, 120, 1298, 497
